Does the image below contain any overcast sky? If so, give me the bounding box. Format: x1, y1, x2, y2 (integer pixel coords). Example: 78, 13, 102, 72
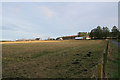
1, 2, 118, 40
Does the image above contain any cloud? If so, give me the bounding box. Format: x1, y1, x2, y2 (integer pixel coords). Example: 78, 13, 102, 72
2, 16, 40, 32
2, 2, 117, 40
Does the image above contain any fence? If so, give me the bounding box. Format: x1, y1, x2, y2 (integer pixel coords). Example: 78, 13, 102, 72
97, 39, 110, 80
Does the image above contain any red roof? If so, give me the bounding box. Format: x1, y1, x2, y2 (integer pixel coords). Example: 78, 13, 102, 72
87, 36, 91, 38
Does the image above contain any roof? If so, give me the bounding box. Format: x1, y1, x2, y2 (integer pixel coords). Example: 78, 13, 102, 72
75, 37, 83, 39
86, 36, 91, 38
62, 35, 78, 38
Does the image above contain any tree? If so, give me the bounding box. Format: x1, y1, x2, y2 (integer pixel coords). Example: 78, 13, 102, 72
88, 32, 90, 36
90, 25, 120, 39
112, 26, 119, 32
89, 28, 97, 39
35, 38, 40, 40
89, 26, 103, 39
89, 26, 111, 39
78, 32, 82, 37
111, 26, 119, 38
96, 26, 102, 38
102, 26, 110, 38
78, 32, 87, 37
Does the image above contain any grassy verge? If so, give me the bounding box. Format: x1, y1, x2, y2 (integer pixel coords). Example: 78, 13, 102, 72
113, 39, 119, 42
105, 41, 119, 78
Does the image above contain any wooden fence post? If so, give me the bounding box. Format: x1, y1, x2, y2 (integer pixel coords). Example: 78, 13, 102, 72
97, 40, 109, 80
97, 64, 103, 80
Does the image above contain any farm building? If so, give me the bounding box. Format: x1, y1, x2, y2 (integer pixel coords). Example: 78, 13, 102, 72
56, 37, 63, 40
58, 37, 63, 40
75, 37, 83, 40
56, 35, 91, 40
56, 35, 78, 40
62, 35, 78, 40
86, 36, 91, 40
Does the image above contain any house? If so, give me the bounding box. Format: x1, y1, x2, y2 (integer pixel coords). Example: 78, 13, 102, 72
56, 37, 63, 40
75, 37, 83, 40
86, 36, 91, 40
62, 35, 78, 40
59, 38, 63, 40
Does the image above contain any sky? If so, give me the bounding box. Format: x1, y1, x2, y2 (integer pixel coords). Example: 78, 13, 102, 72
1, 2, 118, 40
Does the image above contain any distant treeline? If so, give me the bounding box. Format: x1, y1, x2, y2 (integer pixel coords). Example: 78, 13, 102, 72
0, 40, 14, 42
89, 26, 120, 39
56, 26, 120, 40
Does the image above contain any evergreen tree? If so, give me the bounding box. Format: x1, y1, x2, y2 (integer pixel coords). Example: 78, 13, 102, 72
111, 26, 119, 38
102, 26, 110, 38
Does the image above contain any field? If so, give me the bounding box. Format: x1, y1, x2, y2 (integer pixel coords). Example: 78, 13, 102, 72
2, 40, 107, 78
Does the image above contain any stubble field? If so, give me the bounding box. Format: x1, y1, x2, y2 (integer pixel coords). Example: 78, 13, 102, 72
2, 40, 106, 78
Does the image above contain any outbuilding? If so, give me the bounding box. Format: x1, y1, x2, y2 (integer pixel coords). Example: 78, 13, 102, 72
86, 36, 91, 40
75, 37, 83, 40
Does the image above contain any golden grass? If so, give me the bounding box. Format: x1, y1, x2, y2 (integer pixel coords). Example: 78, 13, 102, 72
1, 40, 63, 44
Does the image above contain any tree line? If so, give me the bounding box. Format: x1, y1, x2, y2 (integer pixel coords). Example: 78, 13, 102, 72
77, 26, 120, 39
89, 26, 120, 39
